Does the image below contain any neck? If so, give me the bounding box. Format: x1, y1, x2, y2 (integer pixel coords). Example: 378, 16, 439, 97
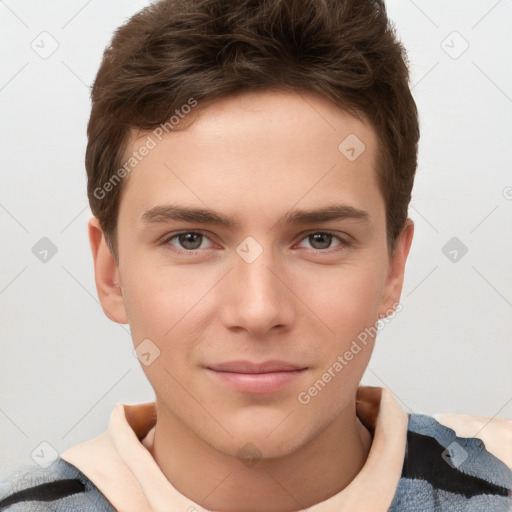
150, 401, 372, 512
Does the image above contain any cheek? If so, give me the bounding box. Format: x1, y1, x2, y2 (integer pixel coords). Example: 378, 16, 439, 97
295, 261, 386, 342
121, 261, 215, 342
294, 267, 382, 414
121, 269, 202, 396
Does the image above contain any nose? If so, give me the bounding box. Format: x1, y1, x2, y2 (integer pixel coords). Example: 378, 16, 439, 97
219, 248, 296, 338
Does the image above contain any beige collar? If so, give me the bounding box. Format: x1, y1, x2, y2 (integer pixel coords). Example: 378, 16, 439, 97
61, 386, 408, 512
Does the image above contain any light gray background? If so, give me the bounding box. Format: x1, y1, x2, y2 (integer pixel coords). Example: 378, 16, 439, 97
1, 0, 511, 474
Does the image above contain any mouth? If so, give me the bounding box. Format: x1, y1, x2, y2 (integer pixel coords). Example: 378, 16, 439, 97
205, 360, 308, 394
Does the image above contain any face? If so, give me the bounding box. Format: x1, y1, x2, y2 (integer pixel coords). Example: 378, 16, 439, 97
91, 89, 413, 459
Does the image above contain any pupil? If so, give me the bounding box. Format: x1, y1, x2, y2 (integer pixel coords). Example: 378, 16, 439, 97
311, 233, 331, 249
178, 233, 332, 250
181, 233, 201, 249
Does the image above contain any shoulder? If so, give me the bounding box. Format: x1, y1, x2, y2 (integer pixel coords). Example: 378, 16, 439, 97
389, 413, 512, 512
0, 457, 115, 512
433, 412, 512, 469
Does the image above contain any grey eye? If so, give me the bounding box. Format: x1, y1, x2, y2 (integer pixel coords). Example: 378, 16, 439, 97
177, 232, 203, 250
307, 233, 334, 250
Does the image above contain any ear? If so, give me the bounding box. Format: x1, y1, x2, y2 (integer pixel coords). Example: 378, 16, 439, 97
378, 218, 414, 318
88, 216, 128, 324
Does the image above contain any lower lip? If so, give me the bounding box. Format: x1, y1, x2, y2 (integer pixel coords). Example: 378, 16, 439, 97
207, 369, 306, 394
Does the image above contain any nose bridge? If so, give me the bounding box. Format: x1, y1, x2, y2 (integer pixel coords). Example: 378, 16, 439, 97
235, 242, 282, 308
237, 257, 278, 301
222, 237, 294, 334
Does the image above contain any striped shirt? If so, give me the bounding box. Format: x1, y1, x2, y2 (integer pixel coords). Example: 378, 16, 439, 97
2, 387, 511, 511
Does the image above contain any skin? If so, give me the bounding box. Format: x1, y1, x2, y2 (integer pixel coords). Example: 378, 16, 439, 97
89, 89, 414, 511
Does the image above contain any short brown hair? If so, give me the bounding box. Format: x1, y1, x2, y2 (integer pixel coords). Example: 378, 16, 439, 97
86, 0, 419, 260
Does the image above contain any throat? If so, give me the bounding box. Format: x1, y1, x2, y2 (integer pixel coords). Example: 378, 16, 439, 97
147, 407, 373, 512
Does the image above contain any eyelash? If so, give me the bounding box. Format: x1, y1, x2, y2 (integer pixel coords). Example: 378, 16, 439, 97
160, 230, 351, 254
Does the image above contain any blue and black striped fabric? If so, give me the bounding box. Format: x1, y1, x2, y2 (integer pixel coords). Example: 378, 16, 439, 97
0, 459, 114, 511
390, 414, 512, 511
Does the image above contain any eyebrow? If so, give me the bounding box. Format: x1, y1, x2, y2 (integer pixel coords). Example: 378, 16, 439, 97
141, 203, 370, 229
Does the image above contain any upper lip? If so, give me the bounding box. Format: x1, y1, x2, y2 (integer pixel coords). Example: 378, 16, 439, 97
207, 360, 307, 374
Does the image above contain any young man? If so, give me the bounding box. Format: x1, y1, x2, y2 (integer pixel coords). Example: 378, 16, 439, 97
1, 0, 511, 511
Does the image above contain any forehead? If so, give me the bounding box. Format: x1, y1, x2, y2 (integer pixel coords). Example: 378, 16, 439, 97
118, 89, 383, 227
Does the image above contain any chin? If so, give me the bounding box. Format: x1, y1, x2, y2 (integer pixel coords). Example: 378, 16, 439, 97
213, 431, 307, 463
212, 410, 313, 460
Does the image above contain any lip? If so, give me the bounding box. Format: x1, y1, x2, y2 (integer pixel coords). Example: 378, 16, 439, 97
208, 360, 306, 373
206, 360, 308, 394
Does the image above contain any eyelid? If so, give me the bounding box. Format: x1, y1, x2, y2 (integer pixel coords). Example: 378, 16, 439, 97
160, 230, 216, 249
161, 229, 351, 252
294, 231, 350, 251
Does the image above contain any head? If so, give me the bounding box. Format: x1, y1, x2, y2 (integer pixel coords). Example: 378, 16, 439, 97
88, 0, 418, 459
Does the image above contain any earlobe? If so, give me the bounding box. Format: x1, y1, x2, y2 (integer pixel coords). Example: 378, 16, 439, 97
88, 217, 129, 324
378, 218, 414, 318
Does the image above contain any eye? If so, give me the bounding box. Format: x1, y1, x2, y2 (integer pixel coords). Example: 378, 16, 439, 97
297, 232, 347, 251
163, 231, 213, 251
161, 230, 350, 253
